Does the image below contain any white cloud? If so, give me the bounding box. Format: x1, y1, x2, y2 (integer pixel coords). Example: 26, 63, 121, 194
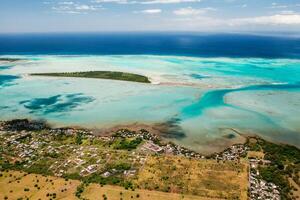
270, 3, 289, 9
59, 1, 74, 5
52, 2, 102, 14
52, 6, 71, 11
230, 14, 300, 26
173, 7, 206, 16
279, 10, 295, 15
135, 9, 162, 14
140, 0, 201, 4
170, 13, 300, 31
75, 4, 98, 10
93, 0, 201, 4
92, 0, 132, 4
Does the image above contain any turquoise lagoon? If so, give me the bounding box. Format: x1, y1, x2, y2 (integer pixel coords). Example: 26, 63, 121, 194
1, 55, 300, 153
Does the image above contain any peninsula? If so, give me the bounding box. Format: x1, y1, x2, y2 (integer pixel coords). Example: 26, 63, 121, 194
31, 71, 151, 83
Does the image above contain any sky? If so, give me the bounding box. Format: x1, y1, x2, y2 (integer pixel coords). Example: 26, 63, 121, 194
0, 0, 300, 33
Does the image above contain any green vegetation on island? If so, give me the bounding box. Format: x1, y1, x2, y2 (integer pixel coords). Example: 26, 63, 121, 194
31, 71, 151, 83
0, 58, 22, 62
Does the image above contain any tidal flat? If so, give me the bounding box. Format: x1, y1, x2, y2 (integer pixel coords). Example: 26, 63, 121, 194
0, 55, 300, 153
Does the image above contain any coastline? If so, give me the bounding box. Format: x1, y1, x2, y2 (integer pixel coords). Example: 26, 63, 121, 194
1, 118, 299, 200
1, 55, 300, 155
0, 118, 248, 155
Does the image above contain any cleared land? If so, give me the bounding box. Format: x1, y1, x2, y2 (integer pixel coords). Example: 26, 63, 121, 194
0, 170, 80, 200
134, 155, 248, 200
247, 151, 265, 159
82, 184, 221, 200
31, 71, 151, 83
0, 171, 218, 200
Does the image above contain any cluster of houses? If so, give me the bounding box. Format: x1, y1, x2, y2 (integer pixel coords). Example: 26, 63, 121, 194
0, 122, 149, 180
113, 128, 204, 159
211, 141, 281, 199
213, 144, 249, 161
49, 145, 107, 177
249, 159, 280, 200
0, 130, 44, 167
113, 128, 159, 142
49, 127, 93, 137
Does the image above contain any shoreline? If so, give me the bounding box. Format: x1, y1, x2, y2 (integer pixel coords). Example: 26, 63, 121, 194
0, 118, 268, 155
1, 118, 299, 200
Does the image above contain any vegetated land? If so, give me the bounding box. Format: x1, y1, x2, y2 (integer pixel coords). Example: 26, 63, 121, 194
0, 119, 247, 200
247, 137, 300, 200
0, 58, 22, 62
81, 183, 220, 200
134, 156, 248, 200
31, 71, 151, 83
1, 119, 299, 200
0, 170, 217, 200
0, 170, 80, 200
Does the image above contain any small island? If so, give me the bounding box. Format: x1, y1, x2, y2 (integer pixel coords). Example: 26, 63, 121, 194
0, 58, 23, 62
31, 71, 151, 83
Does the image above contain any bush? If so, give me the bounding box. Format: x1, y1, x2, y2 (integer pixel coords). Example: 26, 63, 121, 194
75, 183, 85, 198
114, 138, 142, 150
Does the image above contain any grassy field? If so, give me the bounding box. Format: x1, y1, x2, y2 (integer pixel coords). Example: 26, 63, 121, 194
82, 184, 221, 200
0, 171, 219, 200
134, 155, 248, 200
247, 151, 265, 159
31, 71, 151, 83
0, 158, 248, 200
0, 170, 80, 200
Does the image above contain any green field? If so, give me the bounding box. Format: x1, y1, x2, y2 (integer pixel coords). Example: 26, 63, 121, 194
31, 71, 151, 83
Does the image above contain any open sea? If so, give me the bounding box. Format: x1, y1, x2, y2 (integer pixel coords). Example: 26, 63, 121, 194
0, 33, 300, 153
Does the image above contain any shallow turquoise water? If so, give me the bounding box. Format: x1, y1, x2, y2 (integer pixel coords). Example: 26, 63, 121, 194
1, 55, 300, 153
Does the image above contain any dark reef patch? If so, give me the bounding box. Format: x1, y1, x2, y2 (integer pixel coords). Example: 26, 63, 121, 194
0, 106, 10, 110
0, 65, 13, 71
155, 117, 186, 140
20, 93, 95, 114
223, 133, 236, 139
0, 75, 19, 87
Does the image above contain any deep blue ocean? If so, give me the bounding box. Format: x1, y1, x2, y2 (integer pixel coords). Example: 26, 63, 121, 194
0, 33, 300, 58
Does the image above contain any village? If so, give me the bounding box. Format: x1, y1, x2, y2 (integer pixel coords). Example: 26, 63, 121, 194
0, 120, 206, 181
0, 119, 288, 200
249, 158, 280, 200
213, 143, 282, 200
